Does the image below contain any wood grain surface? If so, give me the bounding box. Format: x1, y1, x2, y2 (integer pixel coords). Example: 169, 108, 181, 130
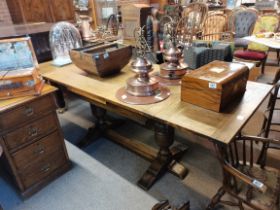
0, 85, 57, 113
39, 62, 272, 144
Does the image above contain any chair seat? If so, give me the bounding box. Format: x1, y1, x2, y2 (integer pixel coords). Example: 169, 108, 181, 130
234, 38, 250, 48
236, 164, 280, 210
234, 50, 267, 61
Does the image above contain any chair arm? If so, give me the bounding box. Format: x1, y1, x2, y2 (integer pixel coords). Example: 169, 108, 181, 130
223, 163, 267, 193
237, 135, 280, 145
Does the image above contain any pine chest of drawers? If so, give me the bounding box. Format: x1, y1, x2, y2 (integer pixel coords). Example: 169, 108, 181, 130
0, 85, 71, 198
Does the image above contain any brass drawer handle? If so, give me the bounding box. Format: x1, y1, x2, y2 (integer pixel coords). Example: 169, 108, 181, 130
34, 145, 45, 155
40, 164, 50, 173
28, 127, 38, 137
24, 107, 34, 117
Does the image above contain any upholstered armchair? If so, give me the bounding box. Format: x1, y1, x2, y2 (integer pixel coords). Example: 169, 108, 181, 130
234, 15, 279, 74
230, 9, 258, 48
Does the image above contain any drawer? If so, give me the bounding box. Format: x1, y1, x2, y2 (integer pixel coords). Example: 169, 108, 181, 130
0, 95, 56, 131
19, 147, 67, 189
11, 131, 64, 171
4, 113, 58, 151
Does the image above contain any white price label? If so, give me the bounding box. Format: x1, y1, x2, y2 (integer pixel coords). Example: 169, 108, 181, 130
252, 179, 264, 189
209, 82, 217, 89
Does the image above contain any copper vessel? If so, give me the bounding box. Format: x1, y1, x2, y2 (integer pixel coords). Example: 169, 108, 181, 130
126, 57, 159, 96
159, 44, 188, 80
116, 56, 170, 105
79, 15, 95, 40
116, 26, 170, 105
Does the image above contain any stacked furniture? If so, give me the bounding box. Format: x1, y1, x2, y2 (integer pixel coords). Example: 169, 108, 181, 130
0, 85, 71, 198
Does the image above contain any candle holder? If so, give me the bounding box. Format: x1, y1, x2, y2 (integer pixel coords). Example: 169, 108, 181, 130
116, 27, 170, 105
154, 16, 188, 85
159, 42, 188, 80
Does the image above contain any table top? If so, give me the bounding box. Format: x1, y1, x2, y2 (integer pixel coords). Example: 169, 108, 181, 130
0, 84, 57, 113
39, 62, 272, 144
243, 36, 280, 49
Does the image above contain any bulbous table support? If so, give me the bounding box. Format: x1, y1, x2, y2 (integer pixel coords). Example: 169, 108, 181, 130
137, 122, 188, 190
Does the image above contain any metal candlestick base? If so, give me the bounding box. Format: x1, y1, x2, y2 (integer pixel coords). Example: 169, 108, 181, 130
153, 72, 182, 86
158, 43, 188, 82
159, 62, 188, 80
116, 56, 170, 105
126, 76, 159, 97
116, 86, 170, 105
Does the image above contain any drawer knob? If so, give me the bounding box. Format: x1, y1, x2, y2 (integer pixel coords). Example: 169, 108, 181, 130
25, 107, 34, 116
34, 145, 45, 155
40, 164, 50, 173
28, 127, 38, 137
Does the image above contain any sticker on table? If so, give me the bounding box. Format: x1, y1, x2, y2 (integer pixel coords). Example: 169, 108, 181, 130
209, 82, 217, 89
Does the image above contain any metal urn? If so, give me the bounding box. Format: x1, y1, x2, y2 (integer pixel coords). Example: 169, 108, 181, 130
156, 16, 188, 85
116, 27, 170, 105
160, 43, 187, 80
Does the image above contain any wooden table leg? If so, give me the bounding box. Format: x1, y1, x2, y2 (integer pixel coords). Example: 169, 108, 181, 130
49, 82, 67, 113
77, 104, 125, 148
77, 104, 107, 148
137, 122, 188, 190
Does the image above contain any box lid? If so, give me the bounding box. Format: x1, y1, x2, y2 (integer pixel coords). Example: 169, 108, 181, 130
0, 37, 39, 81
182, 61, 249, 90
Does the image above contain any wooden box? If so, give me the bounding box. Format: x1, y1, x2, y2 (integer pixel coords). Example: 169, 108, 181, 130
121, 4, 152, 39
0, 37, 44, 99
181, 61, 249, 112
70, 43, 132, 77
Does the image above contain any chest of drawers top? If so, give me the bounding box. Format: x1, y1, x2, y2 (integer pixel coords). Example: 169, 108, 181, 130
0, 85, 57, 132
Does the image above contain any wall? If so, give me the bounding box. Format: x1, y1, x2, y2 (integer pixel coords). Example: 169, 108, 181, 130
0, 0, 12, 25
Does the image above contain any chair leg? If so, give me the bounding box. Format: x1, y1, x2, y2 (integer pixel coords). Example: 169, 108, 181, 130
277, 49, 280, 65
206, 187, 225, 210
238, 200, 244, 210
257, 143, 268, 168
261, 57, 267, 74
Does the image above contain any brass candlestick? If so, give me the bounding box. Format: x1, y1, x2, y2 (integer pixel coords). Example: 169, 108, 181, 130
116, 27, 170, 105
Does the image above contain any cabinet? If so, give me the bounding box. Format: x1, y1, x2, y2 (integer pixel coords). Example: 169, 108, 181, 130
121, 4, 152, 39
0, 85, 71, 198
6, 0, 75, 24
